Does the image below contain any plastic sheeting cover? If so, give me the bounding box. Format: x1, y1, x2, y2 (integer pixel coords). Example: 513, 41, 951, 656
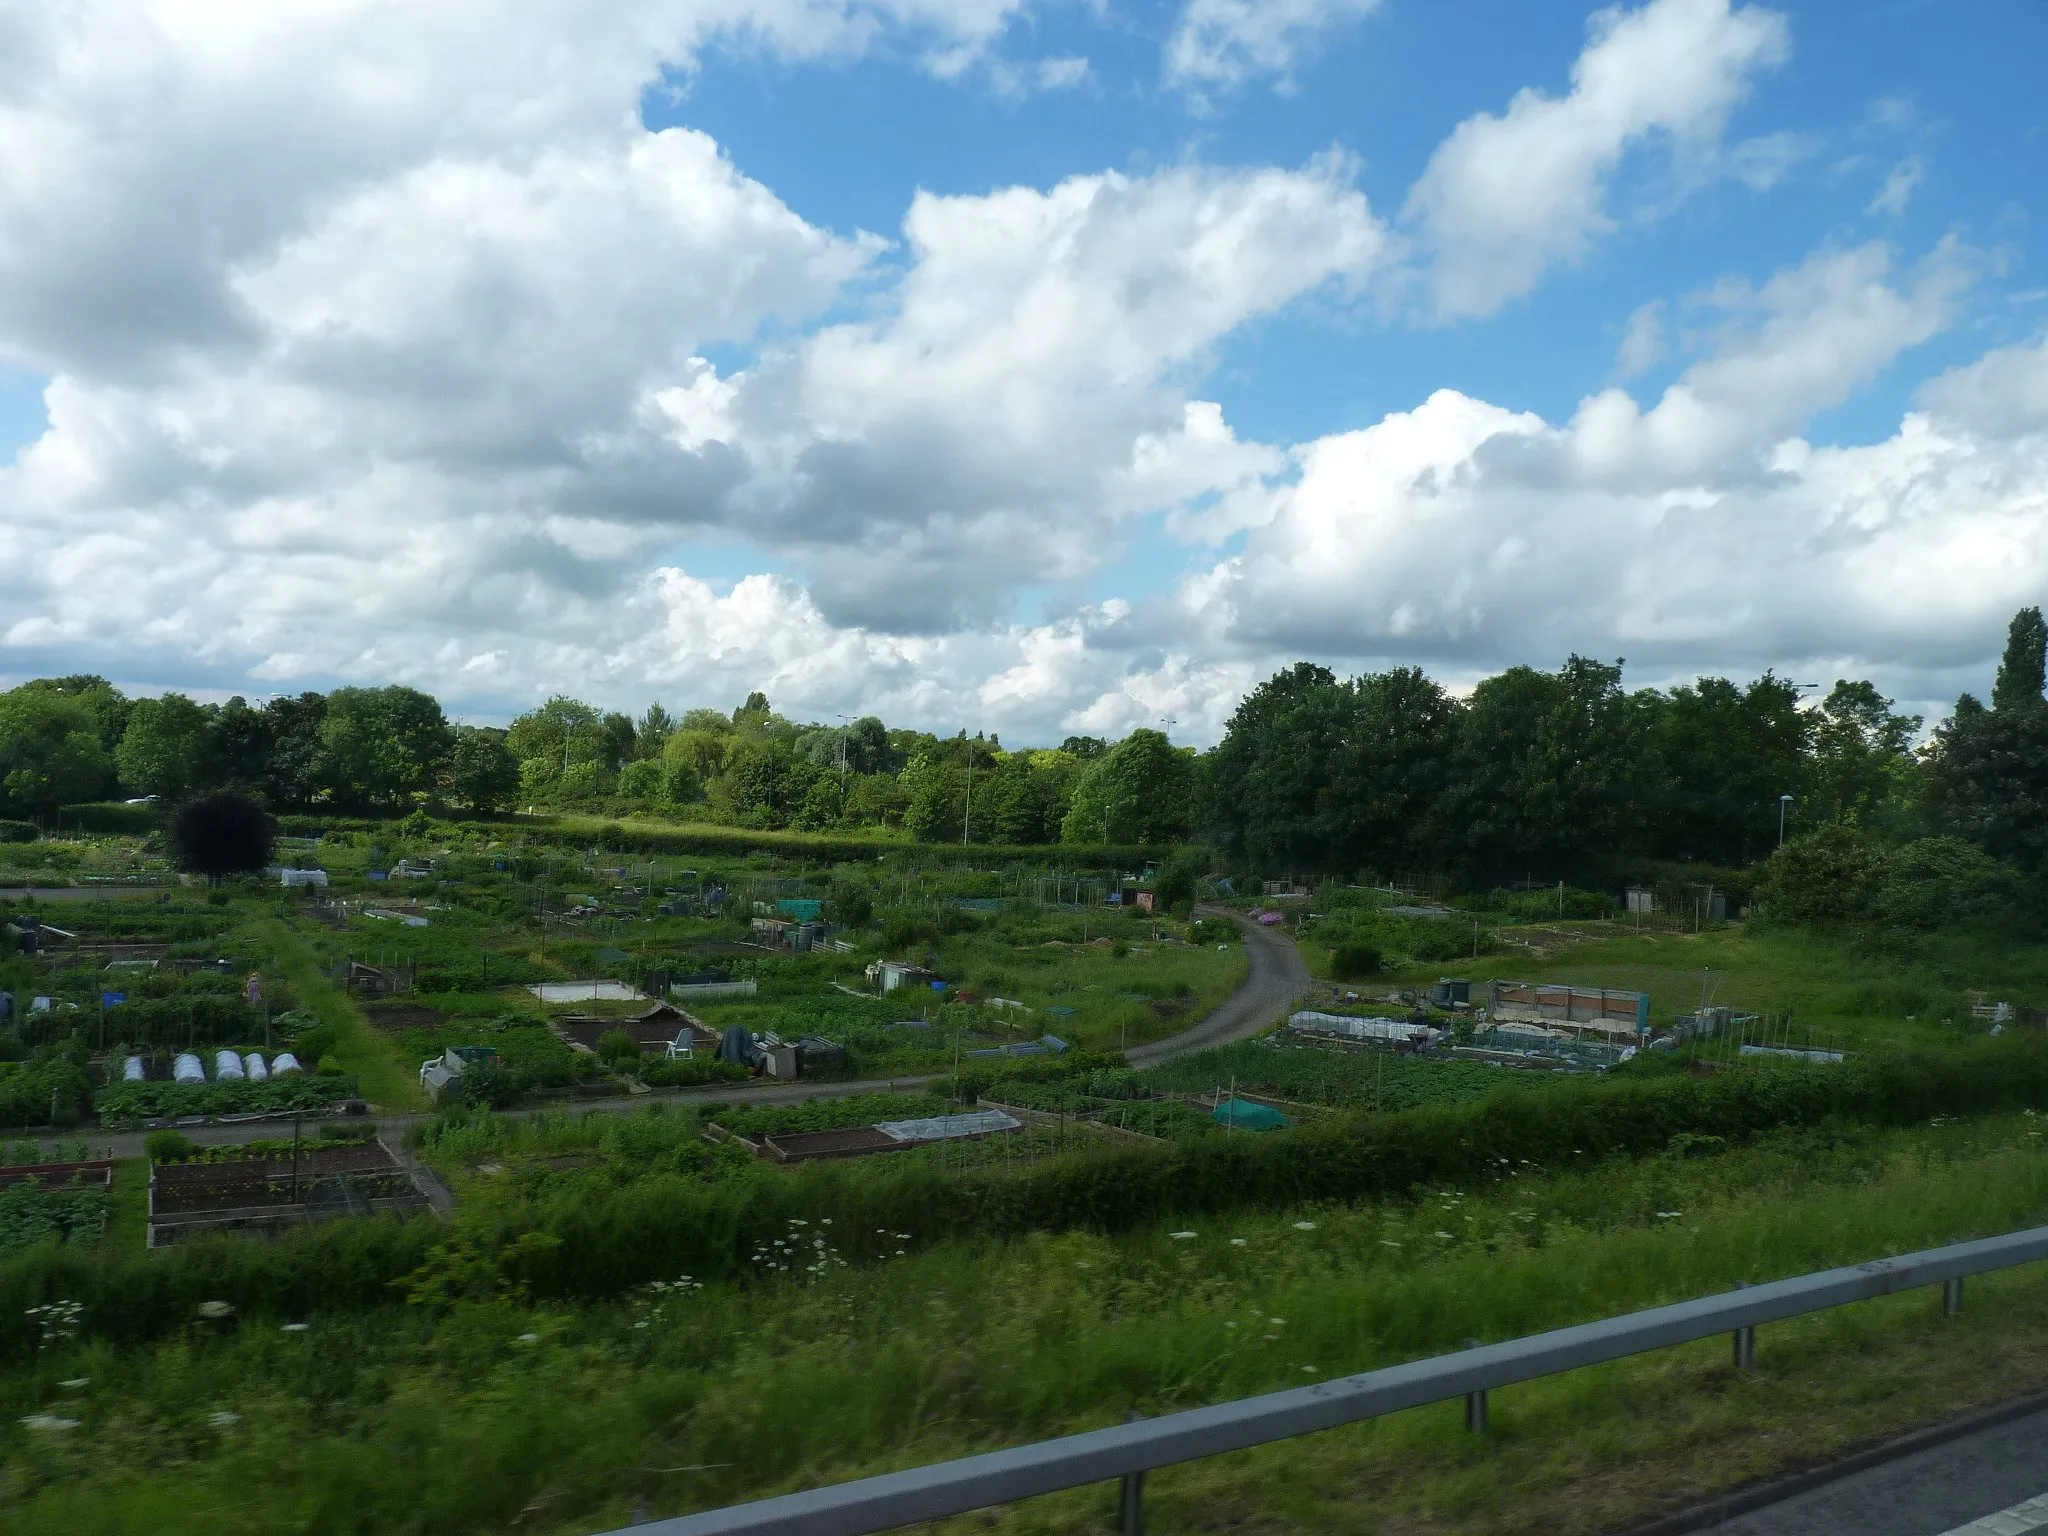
876, 1110, 1021, 1143
214, 1049, 246, 1081
1288, 1010, 1441, 1046
271, 1053, 302, 1075
122, 1055, 145, 1082
244, 1053, 270, 1082
173, 1053, 205, 1084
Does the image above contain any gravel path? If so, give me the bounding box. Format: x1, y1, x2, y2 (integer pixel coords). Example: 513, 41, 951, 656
1126, 903, 1311, 1067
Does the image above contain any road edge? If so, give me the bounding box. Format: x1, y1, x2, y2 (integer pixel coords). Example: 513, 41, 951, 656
1619, 1388, 2048, 1535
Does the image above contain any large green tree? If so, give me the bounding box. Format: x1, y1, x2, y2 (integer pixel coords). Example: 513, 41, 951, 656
445, 726, 520, 812
261, 693, 328, 806
1646, 673, 1809, 863
1992, 607, 2048, 713
318, 686, 451, 807
1319, 667, 1461, 876
116, 692, 216, 800
1062, 729, 1194, 845
1205, 662, 1344, 870
506, 696, 609, 803
1927, 609, 2048, 870
1807, 680, 1921, 832
0, 686, 112, 818
1445, 656, 1648, 874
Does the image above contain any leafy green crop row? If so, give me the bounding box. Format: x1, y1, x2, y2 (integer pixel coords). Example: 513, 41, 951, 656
92, 1075, 358, 1123
0, 1179, 107, 1255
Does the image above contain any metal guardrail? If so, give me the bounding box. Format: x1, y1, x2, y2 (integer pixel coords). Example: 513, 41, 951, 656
611, 1222, 2048, 1536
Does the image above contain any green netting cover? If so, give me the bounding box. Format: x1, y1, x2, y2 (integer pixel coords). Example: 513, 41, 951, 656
1212, 1097, 1290, 1131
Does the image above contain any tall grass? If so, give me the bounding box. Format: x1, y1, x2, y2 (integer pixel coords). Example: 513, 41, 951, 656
8, 1115, 2048, 1534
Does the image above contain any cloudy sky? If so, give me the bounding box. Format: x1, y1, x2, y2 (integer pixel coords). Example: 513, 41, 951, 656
0, 0, 2043, 743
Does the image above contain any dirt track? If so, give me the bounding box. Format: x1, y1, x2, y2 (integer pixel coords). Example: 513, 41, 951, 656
1126, 903, 1310, 1067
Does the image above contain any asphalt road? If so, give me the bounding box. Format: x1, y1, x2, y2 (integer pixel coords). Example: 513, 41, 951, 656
1662, 1405, 2048, 1536
82, 905, 1308, 1157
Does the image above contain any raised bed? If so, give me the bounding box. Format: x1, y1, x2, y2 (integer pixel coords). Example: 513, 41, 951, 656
0, 1159, 115, 1191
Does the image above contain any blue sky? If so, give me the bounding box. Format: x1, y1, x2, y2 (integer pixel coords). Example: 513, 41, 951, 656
1, 0, 2045, 740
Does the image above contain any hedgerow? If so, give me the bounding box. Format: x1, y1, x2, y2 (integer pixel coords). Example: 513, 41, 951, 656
8, 1037, 2048, 1358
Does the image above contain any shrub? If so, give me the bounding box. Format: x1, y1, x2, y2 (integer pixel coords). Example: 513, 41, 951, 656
145, 1130, 197, 1163
639, 1057, 748, 1088
0, 820, 36, 844
829, 881, 874, 928
1759, 828, 2022, 930
0, 1055, 90, 1129
596, 1029, 641, 1067
459, 1058, 524, 1109
169, 791, 275, 882
1329, 942, 1381, 980
292, 1025, 339, 1063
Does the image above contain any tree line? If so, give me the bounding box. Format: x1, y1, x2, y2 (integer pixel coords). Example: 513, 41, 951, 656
2, 608, 2043, 878
1206, 607, 2048, 886
0, 680, 1196, 846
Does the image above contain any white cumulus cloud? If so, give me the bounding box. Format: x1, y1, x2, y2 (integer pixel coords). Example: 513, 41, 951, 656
1165, 0, 1383, 91
1406, 0, 1790, 319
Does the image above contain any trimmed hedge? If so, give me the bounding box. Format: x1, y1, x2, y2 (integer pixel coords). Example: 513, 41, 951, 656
56, 802, 162, 835
9, 1038, 2048, 1356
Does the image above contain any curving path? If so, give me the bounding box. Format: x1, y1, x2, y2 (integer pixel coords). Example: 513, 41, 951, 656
87, 907, 1311, 1157
1126, 903, 1311, 1067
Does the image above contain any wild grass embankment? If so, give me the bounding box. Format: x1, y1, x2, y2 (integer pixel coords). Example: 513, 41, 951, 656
9, 1113, 2048, 1534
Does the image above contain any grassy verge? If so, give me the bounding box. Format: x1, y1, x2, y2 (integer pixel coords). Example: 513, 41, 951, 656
7, 1113, 2048, 1533
101, 1160, 148, 1255
257, 918, 427, 1112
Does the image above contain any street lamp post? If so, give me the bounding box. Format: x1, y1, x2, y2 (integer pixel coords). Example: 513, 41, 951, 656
1778, 794, 1793, 848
